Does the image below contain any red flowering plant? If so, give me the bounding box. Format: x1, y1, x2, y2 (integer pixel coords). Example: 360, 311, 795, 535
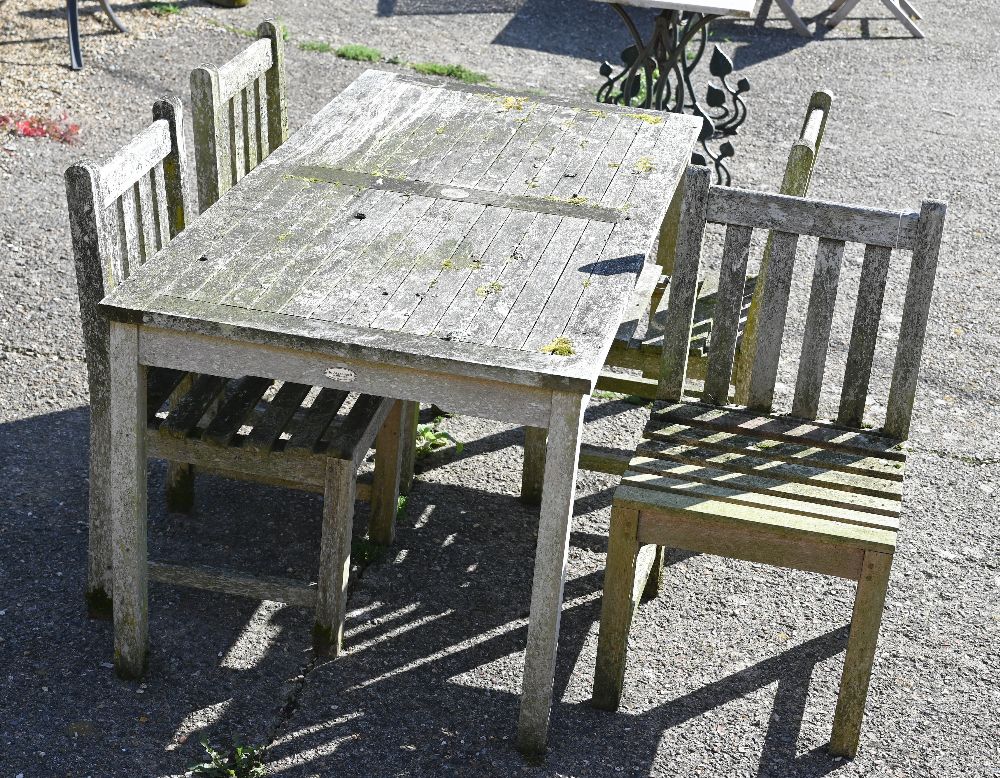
0, 112, 80, 144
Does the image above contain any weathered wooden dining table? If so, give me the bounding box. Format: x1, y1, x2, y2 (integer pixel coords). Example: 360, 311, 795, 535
99, 69, 700, 753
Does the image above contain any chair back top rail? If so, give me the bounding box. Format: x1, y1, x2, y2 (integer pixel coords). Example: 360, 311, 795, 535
96, 120, 172, 207
706, 187, 920, 249
216, 38, 273, 101
660, 165, 945, 441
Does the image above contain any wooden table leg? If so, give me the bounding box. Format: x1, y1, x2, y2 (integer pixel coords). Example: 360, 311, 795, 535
109, 322, 149, 679
517, 391, 586, 755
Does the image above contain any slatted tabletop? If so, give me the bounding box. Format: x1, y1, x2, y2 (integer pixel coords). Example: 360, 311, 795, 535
100, 70, 701, 393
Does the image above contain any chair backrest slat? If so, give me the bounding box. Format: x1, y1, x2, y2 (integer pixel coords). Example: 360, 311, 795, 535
660, 164, 946, 440
703, 223, 752, 404
658, 164, 712, 402
191, 19, 288, 212
746, 230, 799, 412
792, 237, 845, 419
884, 200, 946, 439
707, 187, 919, 250
150, 160, 170, 252
66, 96, 190, 398
837, 243, 892, 426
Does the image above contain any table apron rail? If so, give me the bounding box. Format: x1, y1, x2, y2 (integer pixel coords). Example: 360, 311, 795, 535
138, 326, 555, 428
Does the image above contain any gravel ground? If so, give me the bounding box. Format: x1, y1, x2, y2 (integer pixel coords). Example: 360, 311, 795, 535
1, 1, 998, 776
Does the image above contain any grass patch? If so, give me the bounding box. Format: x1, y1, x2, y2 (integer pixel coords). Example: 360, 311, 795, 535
149, 2, 180, 15
299, 40, 333, 53
541, 336, 575, 356
411, 62, 489, 84
336, 44, 383, 62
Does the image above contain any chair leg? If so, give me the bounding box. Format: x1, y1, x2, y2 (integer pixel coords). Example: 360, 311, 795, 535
520, 426, 547, 506
109, 322, 148, 680
774, 0, 813, 36
398, 400, 420, 497
880, 0, 924, 36
825, 0, 862, 26
369, 401, 404, 547
830, 550, 893, 758
165, 462, 195, 513
86, 389, 113, 618
641, 546, 666, 601
592, 506, 642, 711
896, 0, 921, 18
314, 458, 356, 657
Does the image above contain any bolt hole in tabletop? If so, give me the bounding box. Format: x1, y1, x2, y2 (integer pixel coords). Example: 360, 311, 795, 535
98, 69, 701, 754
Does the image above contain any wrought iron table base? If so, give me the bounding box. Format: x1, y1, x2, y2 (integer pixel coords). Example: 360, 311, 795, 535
597, 4, 750, 184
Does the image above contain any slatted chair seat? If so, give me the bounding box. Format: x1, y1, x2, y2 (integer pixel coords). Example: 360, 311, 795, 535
592, 163, 946, 759
616, 402, 904, 574
145, 370, 393, 493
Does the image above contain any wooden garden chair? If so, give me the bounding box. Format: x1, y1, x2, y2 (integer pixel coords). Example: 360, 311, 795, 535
756, 0, 813, 37
190, 19, 289, 213
825, 0, 924, 38
575, 91, 832, 478
67, 97, 406, 656
591, 164, 946, 758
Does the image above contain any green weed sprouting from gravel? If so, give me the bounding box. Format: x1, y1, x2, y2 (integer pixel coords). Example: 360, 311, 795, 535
189, 741, 266, 777
411, 62, 489, 84
149, 3, 180, 15
299, 40, 334, 53
415, 418, 463, 459
336, 44, 383, 62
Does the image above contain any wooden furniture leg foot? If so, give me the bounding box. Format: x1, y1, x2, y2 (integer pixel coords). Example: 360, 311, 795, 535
517, 393, 585, 754
830, 551, 893, 757
520, 426, 547, 506
314, 458, 356, 657
109, 322, 149, 679
592, 506, 641, 711
165, 462, 195, 513
369, 400, 404, 546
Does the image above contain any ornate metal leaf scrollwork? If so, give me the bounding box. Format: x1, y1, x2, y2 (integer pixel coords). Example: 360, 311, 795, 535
597, 7, 750, 186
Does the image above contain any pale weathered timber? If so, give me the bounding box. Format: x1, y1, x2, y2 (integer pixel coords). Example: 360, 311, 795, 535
594, 161, 945, 757
578, 442, 632, 475
592, 505, 641, 710
149, 561, 316, 607
829, 550, 894, 756
733, 90, 832, 402
190, 19, 286, 212
521, 426, 547, 505
792, 238, 845, 419
838, 244, 892, 427
746, 230, 799, 413
314, 458, 356, 656
65, 97, 190, 614
703, 223, 753, 403
658, 165, 712, 401
518, 391, 587, 755
707, 187, 919, 249
369, 400, 404, 546
95, 72, 701, 751
884, 200, 946, 439
109, 321, 148, 679
825, 0, 924, 38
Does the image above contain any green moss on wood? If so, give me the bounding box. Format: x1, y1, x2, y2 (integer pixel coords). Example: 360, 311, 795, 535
541, 336, 575, 356
624, 113, 663, 125
86, 587, 113, 620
